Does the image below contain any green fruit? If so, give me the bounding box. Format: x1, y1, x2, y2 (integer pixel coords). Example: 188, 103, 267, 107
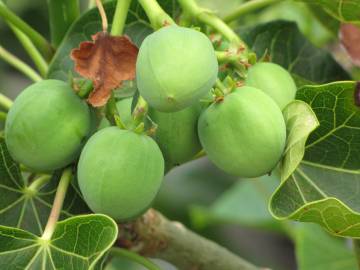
245, 62, 297, 109
150, 103, 202, 171
5, 80, 91, 171
78, 127, 164, 221
198, 86, 286, 177
136, 26, 218, 112
98, 98, 134, 129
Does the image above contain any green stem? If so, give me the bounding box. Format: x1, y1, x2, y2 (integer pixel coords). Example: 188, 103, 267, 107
0, 46, 42, 82
0, 111, 6, 121
110, 247, 161, 270
9, 24, 48, 77
132, 95, 148, 125
177, 0, 245, 47
138, 0, 175, 29
354, 239, 360, 270
111, 0, 133, 36
41, 168, 72, 240
106, 94, 126, 129
27, 174, 52, 192
75, 79, 93, 99
0, 93, 13, 111
216, 50, 242, 64
223, 0, 280, 23
47, 0, 80, 47
0, 0, 53, 60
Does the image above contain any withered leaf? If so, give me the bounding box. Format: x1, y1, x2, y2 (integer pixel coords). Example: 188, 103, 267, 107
71, 32, 138, 107
339, 24, 360, 67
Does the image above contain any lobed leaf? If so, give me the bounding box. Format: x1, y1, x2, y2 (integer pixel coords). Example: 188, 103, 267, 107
0, 136, 89, 235
271, 81, 360, 238
0, 214, 118, 270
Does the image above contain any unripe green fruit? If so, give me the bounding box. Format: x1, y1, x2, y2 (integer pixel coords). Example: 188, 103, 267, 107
150, 103, 202, 171
78, 127, 164, 221
245, 62, 297, 109
198, 86, 286, 177
136, 26, 218, 112
98, 98, 134, 129
5, 80, 91, 171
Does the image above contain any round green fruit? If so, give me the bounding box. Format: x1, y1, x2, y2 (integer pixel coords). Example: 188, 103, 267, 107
245, 62, 297, 109
5, 80, 91, 172
198, 86, 286, 177
150, 103, 202, 171
78, 127, 164, 221
136, 26, 218, 112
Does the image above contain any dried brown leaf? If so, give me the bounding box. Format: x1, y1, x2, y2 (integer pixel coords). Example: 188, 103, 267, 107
71, 32, 138, 107
339, 24, 360, 67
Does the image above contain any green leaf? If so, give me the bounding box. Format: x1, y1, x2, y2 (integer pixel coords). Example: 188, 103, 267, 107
0, 135, 89, 235
0, 214, 118, 270
238, 21, 350, 85
270, 81, 360, 238
295, 223, 357, 270
280, 100, 319, 182
297, 0, 360, 23
47, 0, 179, 80
190, 174, 281, 231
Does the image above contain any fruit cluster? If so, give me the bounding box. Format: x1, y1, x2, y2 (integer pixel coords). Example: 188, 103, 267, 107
4, 26, 296, 221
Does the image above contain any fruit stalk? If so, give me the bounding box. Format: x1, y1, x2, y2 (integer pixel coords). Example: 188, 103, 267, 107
109, 247, 161, 270
27, 174, 52, 193
0, 0, 53, 60
0, 46, 42, 82
0, 93, 13, 111
111, 0, 133, 36
138, 0, 175, 29
117, 209, 263, 270
41, 168, 72, 240
223, 0, 281, 23
177, 0, 246, 49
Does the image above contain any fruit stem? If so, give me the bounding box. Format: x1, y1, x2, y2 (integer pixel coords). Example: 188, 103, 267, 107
95, 0, 108, 32
109, 247, 161, 270
138, 0, 175, 29
132, 95, 148, 125
74, 79, 94, 99
9, 24, 48, 77
0, 93, 13, 111
223, 0, 280, 23
111, 0, 133, 36
106, 94, 126, 129
0, 46, 42, 82
0, 0, 53, 60
27, 174, 52, 193
177, 0, 246, 49
41, 168, 72, 240
0, 111, 6, 121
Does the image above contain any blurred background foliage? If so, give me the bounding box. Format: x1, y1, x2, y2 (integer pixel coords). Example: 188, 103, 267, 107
0, 1, 356, 270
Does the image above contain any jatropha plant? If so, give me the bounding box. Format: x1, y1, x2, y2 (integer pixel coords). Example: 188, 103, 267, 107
0, 0, 359, 269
